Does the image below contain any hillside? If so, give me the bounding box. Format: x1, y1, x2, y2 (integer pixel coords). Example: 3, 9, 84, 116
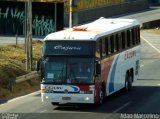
0, 41, 42, 103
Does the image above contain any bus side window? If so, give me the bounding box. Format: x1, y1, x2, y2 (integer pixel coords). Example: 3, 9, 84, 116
108, 37, 111, 55
127, 30, 131, 47
124, 31, 128, 48
137, 27, 140, 44
100, 39, 102, 58
114, 34, 117, 52
135, 27, 140, 44
102, 38, 106, 57
129, 29, 132, 47
115, 34, 120, 51
110, 35, 114, 53
132, 28, 136, 45
122, 31, 125, 49
105, 37, 109, 55
96, 40, 101, 58
96, 40, 100, 58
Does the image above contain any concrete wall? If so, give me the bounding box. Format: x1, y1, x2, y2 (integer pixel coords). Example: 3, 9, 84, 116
64, 0, 149, 26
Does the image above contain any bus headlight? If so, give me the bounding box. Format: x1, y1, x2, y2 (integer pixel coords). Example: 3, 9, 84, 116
85, 97, 90, 101
45, 96, 49, 99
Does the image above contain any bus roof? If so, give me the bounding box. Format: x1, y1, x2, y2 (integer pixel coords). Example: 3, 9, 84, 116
44, 17, 139, 41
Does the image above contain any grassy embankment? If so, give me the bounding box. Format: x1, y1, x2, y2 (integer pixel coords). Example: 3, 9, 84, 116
0, 41, 42, 103
141, 28, 160, 34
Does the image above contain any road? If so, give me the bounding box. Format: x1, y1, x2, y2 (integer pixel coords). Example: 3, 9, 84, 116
0, 7, 160, 119
119, 6, 160, 27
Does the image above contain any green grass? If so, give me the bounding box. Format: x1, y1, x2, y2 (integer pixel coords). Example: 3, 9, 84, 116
141, 28, 160, 34
0, 41, 42, 101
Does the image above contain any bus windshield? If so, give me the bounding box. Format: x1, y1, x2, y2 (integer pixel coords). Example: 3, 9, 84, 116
43, 57, 94, 84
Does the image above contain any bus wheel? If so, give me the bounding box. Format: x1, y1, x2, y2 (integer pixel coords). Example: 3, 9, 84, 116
51, 102, 59, 106
125, 73, 132, 91
99, 89, 104, 104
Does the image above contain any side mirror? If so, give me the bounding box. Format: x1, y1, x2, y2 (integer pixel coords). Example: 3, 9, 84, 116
36, 59, 40, 72
95, 61, 101, 75
36, 58, 44, 80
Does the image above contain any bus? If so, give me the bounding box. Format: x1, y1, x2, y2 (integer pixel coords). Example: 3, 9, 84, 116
38, 17, 140, 105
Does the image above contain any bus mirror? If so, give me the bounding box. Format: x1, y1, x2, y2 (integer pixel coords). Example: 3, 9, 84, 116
36, 58, 41, 72
40, 66, 44, 80
36, 58, 44, 80
96, 62, 101, 75
36, 60, 39, 72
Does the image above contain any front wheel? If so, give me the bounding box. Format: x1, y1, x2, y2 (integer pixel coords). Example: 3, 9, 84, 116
99, 89, 104, 104
51, 102, 59, 106
125, 73, 132, 91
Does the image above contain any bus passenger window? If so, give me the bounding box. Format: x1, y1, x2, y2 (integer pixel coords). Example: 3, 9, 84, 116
96, 40, 101, 58
135, 27, 140, 44
127, 30, 131, 47
122, 32, 125, 49
117, 33, 122, 51
105, 37, 109, 55
115, 34, 119, 51
124, 31, 128, 48
129, 30, 132, 46
132, 28, 135, 45
100, 39, 102, 58
110, 35, 114, 53
137, 27, 140, 43
108, 37, 111, 55
102, 38, 106, 57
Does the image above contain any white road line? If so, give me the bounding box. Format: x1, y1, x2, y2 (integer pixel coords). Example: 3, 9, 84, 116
140, 35, 160, 54
7, 90, 40, 103
40, 110, 47, 113
140, 65, 144, 67
158, 84, 160, 86
113, 102, 131, 113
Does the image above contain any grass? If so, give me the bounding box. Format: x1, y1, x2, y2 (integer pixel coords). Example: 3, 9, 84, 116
0, 40, 42, 102
141, 28, 160, 34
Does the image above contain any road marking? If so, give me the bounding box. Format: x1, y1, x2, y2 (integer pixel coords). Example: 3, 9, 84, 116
140, 65, 144, 67
7, 90, 40, 103
40, 110, 47, 113
158, 84, 160, 86
140, 35, 160, 54
113, 102, 131, 113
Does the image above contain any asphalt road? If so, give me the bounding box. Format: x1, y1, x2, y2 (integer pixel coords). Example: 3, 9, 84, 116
119, 6, 160, 27
0, 7, 160, 119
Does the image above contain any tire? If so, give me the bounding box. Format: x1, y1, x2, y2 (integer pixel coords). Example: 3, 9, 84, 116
125, 72, 132, 91
99, 89, 104, 104
51, 102, 59, 106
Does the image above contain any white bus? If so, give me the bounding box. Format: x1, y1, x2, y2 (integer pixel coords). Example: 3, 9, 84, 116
38, 17, 140, 105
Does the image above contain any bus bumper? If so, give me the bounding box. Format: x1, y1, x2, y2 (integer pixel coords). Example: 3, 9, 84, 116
41, 93, 94, 104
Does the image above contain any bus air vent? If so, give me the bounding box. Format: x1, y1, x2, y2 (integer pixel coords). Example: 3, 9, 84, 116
72, 26, 87, 31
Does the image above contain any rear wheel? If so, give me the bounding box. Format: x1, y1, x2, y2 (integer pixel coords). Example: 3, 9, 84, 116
125, 72, 133, 91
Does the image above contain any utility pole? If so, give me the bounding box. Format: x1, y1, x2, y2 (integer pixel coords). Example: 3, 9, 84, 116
69, 0, 73, 28
54, 2, 57, 31
24, 2, 27, 53
26, 0, 32, 71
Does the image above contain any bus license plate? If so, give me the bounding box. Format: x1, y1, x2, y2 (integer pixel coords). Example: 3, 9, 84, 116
62, 97, 71, 100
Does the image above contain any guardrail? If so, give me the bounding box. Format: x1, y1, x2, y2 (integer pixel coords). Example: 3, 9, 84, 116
15, 71, 39, 83
8, 71, 40, 92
